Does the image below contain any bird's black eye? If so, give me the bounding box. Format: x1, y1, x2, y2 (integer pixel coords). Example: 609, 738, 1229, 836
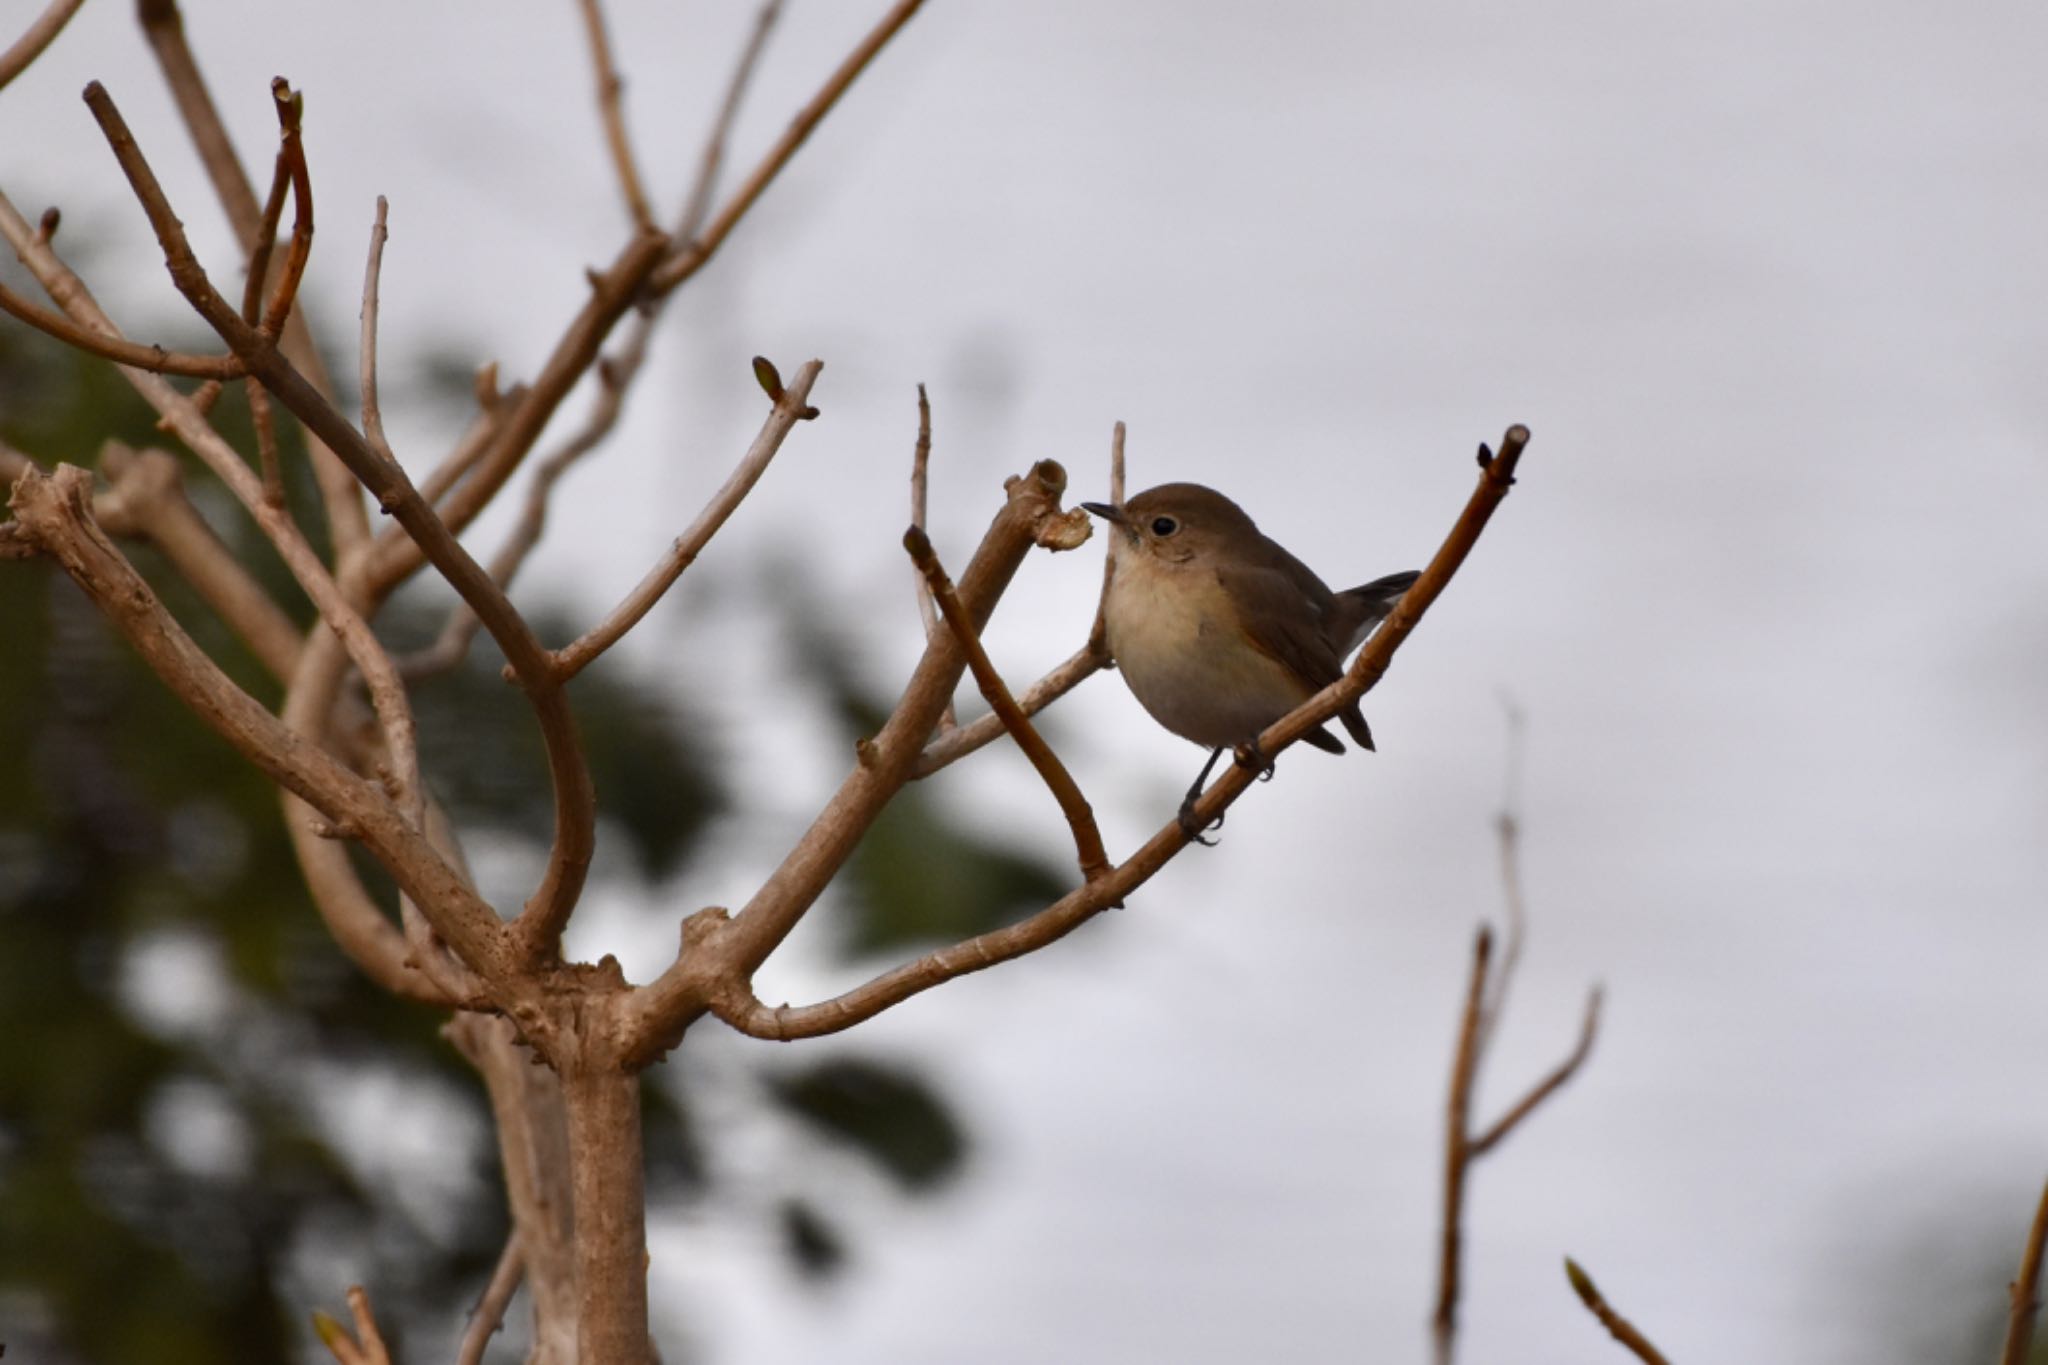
1149, 515, 1179, 537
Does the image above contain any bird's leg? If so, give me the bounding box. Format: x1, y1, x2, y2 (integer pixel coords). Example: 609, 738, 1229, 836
1232, 737, 1277, 782
1177, 747, 1227, 846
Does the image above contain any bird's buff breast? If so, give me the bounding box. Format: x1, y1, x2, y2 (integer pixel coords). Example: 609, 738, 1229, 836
1102, 552, 1308, 748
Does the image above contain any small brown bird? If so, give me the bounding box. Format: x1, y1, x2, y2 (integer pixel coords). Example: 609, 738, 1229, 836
1082, 483, 1418, 840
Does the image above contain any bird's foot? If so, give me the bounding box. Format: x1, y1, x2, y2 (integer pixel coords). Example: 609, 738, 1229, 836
1177, 796, 1223, 847
1232, 739, 1277, 782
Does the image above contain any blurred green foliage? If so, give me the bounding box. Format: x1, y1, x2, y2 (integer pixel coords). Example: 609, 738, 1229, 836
0, 318, 1064, 1361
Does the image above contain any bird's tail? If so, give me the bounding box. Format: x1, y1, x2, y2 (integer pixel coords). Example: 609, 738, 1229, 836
1333, 569, 1422, 654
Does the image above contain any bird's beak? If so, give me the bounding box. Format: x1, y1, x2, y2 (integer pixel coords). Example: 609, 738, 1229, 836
1080, 501, 1126, 525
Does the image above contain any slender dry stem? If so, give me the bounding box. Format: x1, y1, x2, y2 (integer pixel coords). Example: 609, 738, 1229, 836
0, 280, 245, 377
1432, 927, 1491, 1365
913, 641, 1107, 776
905, 524, 1110, 882
0, 0, 85, 91
576, 0, 656, 230
458, 1235, 527, 1365
1564, 1259, 1674, 1365
77, 80, 599, 959
357, 197, 399, 466
548, 358, 823, 684
651, 0, 926, 293
673, 0, 785, 242
2000, 1177, 2048, 1365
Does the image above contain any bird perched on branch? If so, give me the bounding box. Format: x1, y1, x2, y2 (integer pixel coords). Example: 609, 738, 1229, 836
1082, 483, 1418, 843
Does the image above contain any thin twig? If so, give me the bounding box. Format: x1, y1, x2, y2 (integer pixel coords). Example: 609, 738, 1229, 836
651, 0, 926, 294
576, 0, 656, 230
457, 1234, 527, 1365
1429, 713, 1601, 1365
314, 1285, 394, 1365
233, 137, 291, 509
907, 420, 1124, 776
1476, 701, 1526, 1052
246, 378, 286, 508
1470, 987, 1602, 1155
673, 0, 785, 242
548, 357, 823, 684
2000, 1177, 2048, 1365
909, 383, 957, 732
258, 79, 313, 340
912, 642, 1107, 776
416, 368, 517, 507
1087, 418, 1125, 658
1564, 1259, 1674, 1365
905, 524, 1111, 883
0, 278, 245, 377
358, 196, 399, 467
1432, 927, 1492, 1365
911, 385, 940, 642
0, 0, 85, 91
136, 1, 371, 555
98, 440, 303, 681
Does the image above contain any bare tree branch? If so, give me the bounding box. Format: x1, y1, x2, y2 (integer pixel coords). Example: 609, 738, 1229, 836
358, 196, 399, 468
73, 80, 602, 958
913, 416, 1124, 775
912, 641, 1106, 776
2001, 1177, 2048, 1365
620, 459, 1087, 1062
1431, 925, 1491, 1365
0, 278, 246, 376
255, 78, 313, 339
679, 431, 1531, 1046
312, 1284, 395, 1365
1431, 718, 1600, 1365
547, 357, 823, 685
650, 0, 927, 294
1564, 1259, 1674, 1365
0, 189, 435, 834
7, 465, 521, 1006
904, 524, 1110, 882
1468, 986, 1601, 1156
136, 0, 372, 556
1475, 701, 1527, 1053
0, 0, 85, 91
399, 8, 790, 685
576, 0, 656, 231
1089, 418, 1125, 657
673, 0, 785, 243
457, 1234, 526, 1365
362, 225, 670, 597
97, 440, 304, 680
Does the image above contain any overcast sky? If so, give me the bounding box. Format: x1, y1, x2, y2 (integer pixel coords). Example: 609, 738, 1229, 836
9, 2, 2048, 1361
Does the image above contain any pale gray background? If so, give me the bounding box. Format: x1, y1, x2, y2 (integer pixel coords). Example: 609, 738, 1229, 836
9, 1, 2048, 1361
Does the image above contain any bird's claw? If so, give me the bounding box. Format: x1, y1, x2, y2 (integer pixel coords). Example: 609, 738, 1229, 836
1232, 740, 1276, 782
1177, 800, 1223, 847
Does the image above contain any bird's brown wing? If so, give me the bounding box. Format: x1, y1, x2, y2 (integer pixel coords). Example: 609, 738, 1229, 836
1217, 554, 1372, 753
1215, 555, 1344, 690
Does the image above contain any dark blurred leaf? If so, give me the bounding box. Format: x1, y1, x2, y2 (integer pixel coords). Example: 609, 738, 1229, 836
777, 1198, 846, 1281
842, 786, 1068, 954
767, 1057, 967, 1193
